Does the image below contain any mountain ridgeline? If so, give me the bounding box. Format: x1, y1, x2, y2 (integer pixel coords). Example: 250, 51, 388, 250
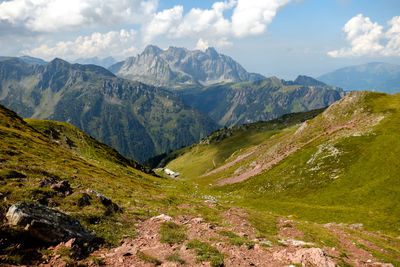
180, 75, 346, 127
0, 57, 218, 162
109, 45, 264, 89
318, 62, 400, 94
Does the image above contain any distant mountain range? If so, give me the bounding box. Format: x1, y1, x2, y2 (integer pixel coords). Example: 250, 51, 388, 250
73, 56, 116, 68
0, 57, 218, 162
109, 45, 264, 89
180, 75, 345, 126
0, 55, 47, 65
318, 62, 400, 94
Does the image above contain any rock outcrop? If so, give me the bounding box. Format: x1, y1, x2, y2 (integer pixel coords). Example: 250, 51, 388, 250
6, 202, 94, 243
109, 45, 264, 89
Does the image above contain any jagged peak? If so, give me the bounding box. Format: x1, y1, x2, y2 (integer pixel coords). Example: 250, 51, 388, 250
143, 44, 163, 55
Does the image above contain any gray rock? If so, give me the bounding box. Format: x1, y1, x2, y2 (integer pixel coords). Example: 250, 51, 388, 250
109, 45, 264, 89
6, 202, 94, 243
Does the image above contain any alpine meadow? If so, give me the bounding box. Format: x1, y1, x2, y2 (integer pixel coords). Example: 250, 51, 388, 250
0, 0, 399, 266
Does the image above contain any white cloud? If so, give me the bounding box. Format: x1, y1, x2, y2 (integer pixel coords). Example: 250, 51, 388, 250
195, 38, 210, 51
231, 0, 291, 37
23, 30, 137, 60
142, 5, 183, 43
328, 14, 400, 57
142, 0, 291, 48
0, 0, 158, 33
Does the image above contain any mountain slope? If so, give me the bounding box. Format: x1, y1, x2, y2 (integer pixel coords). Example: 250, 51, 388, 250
0, 104, 162, 240
164, 91, 400, 236
1, 100, 399, 267
318, 62, 400, 94
109, 45, 264, 89
180, 76, 345, 127
0, 58, 218, 162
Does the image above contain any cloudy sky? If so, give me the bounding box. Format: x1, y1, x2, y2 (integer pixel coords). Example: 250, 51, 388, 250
0, 0, 399, 79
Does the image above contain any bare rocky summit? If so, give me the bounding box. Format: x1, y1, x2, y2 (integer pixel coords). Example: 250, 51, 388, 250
109, 45, 264, 89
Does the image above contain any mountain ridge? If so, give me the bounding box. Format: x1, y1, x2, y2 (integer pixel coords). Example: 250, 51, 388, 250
109, 45, 265, 89
0, 57, 218, 162
318, 62, 400, 93
179, 75, 345, 127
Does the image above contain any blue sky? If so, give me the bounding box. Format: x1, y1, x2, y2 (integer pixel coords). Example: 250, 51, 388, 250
0, 0, 399, 79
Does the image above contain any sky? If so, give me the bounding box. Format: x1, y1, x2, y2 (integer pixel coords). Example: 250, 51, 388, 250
0, 0, 399, 79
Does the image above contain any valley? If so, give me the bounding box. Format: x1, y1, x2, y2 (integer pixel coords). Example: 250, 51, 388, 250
0, 47, 399, 267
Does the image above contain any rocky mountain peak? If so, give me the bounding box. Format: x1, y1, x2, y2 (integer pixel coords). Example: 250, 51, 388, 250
109, 44, 264, 89
143, 44, 163, 55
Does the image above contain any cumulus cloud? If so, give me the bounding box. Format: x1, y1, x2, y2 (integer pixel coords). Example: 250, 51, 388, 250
23, 30, 137, 60
231, 0, 291, 37
0, 0, 158, 33
328, 14, 400, 57
142, 0, 291, 48
195, 38, 210, 51
142, 5, 183, 43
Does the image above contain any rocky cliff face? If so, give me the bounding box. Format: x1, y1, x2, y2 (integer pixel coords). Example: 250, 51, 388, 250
0, 58, 218, 162
109, 45, 264, 89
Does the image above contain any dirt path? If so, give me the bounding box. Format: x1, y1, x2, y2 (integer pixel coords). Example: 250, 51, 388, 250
215, 120, 357, 186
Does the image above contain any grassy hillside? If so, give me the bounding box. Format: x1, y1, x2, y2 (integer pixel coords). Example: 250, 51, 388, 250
165, 92, 400, 237
0, 104, 160, 241
1, 99, 399, 266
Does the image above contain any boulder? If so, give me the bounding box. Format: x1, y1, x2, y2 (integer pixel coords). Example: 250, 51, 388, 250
6, 202, 94, 243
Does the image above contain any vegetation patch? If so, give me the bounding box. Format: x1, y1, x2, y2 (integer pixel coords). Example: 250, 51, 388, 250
136, 251, 162, 265
165, 253, 185, 264
187, 239, 224, 267
159, 222, 187, 244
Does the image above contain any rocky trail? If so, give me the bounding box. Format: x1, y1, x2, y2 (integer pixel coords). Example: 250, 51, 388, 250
38, 205, 397, 267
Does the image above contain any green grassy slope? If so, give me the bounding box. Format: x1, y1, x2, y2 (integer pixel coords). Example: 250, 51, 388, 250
165, 92, 400, 236
0, 104, 170, 246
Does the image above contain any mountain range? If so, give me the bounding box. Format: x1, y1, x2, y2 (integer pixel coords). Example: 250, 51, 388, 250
318, 62, 400, 94
0, 50, 348, 161
109, 45, 264, 89
180, 75, 345, 126
0, 57, 218, 162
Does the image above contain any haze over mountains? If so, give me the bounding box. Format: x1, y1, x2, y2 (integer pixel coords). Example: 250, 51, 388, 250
109, 45, 264, 89
318, 62, 400, 94
73, 56, 116, 68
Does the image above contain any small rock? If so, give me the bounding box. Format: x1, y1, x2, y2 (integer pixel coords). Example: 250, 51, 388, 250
38, 178, 56, 188
260, 241, 272, 247
77, 193, 91, 207
366, 259, 372, 263
191, 217, 204, 224
349, 223, 363, 229
51, 180, 73, 195
152, 214, 173, 221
